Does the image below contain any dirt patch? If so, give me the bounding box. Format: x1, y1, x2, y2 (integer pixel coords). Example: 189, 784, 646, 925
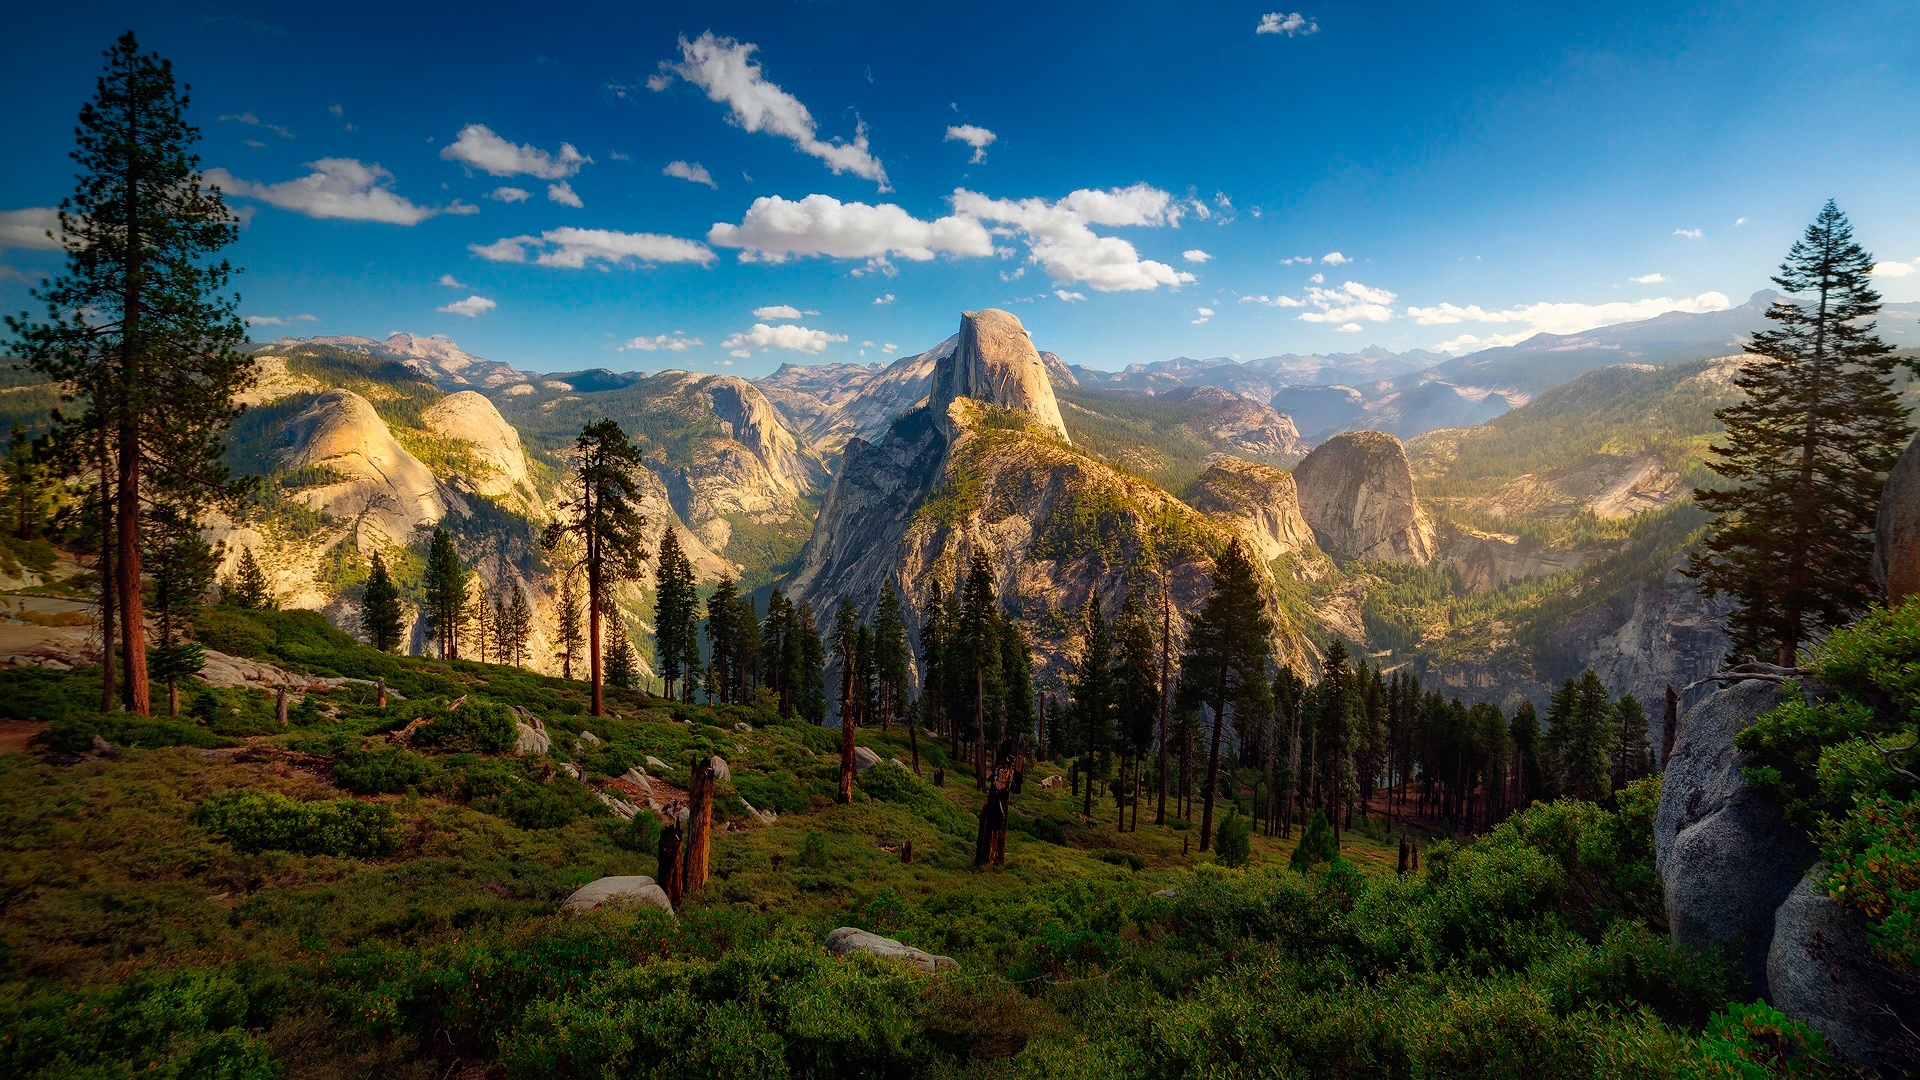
0, 720, 49, 755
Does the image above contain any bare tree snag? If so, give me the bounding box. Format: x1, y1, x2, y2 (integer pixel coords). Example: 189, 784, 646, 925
657, 820, 684, 910
683, 760, 714, 895
973, 737, 1016, 867
275, 685, 288, 726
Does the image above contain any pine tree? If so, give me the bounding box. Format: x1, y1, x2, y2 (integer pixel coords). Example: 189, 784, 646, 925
555, 564, 583, 680
542, 419, 649, 716
795, 600, 827, 724
145, 504, 215, 716
1114, 592, 1159, 831
834, 596, 861, 804
1070, 595, 1117, 818
762, 590, 796, 717
6, 33, 253, 715
503, 585, 531, 667
872, 580, 910, 731
652, 528, 699, 701
422, 528, 468, 660
1544, 670, 1613, 801
4, 427, 45, 539
604, 610, 638, 690
1611, 694, 1652, 791
1688, 201, 1913, 665
959, 551, 1005, 785
1509, 699, 1541, 808
467, 586, 492, 664
1180, 539, 1274, 851
225, 547, 273, 610
360, 552, 404, 653
705, 575, 742, 703
918, 581, 947, 744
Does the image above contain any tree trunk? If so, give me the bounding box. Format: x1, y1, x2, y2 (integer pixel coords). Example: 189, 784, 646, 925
275, 685, 288, 726
974, 738, 1014, 867
1156, 587, 1170, 825
97, 457, 114, 714
683, 760, 713, 895
587, 545, 603, 717
838, 684, 857, 805
974, 664, 985, 790
1200, 662, 1228, 851
657, 821, 684, 910
376, 677, 387, 708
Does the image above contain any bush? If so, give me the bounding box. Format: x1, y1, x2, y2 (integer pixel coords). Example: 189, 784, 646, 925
623, 809, 663, 855
1094, 849, 1146, 871
42, 711, 229, 752
1290, 809, 1338, 872
192, 607, 277, 658
857, 761, 971, 836
412, 699, 517, 754
1216, 808, 1252, 868
0, 967, 281, 1080
194, 789, 401, 857
494, 779, 599, 831
733, 770, 810, 814
1013, 813, 1066, 845
333, 746, 431, 795
797, 831, 829, 869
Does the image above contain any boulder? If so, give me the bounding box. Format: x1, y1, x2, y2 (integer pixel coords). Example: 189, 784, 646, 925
1040, 774, 1063, 790
708, 756, 730, 782
595, 791, 639, 820
515, 721, 550, 755
1654, 679, 1814, 992
852, 746, 883, 772
620, 768, 654, 797
733, 721, 753, 734
1768, 876, 1905, 1071
645, 755, 671, 772
1875, 432, 1920, 605
580, 731, 602, 746
824, 927, 958, 973
1291, 430, 1435, 565
562, 875, 673, 914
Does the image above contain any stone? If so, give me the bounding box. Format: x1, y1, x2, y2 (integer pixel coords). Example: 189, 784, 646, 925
420, 390, 531, 498
823, 927, 957, 973
1183, 457, 1317, 563
928, 308, 1070, 443
580, 731, 602, 746
1768, 876, 1905, 1071
1654, 679, 1814, 992
620, 768, 654, 796
707, 755, 730, 782
562, 875, 673, 914
1875, 432, 1920, 605
1292, 430, 1435, 565
514, 721, 550, 755
853, 746, 883, 772
733, 721, 753, 734
1040, 774, 1063, 789
595, 792, 639, 820
645, 755, 670, 771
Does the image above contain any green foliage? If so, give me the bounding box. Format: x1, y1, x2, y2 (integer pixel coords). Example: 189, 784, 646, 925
1214, 807, 1252, 868
623, 808, 663, 855
797, 830, 829, 870
856, 761, 970, 836
332, 745, 431, 795
1697, 1002, 1842, 1078
44, 710, 229, 751
194, 605, 277, 657
0, 967, 281, 1080
1290, 809, 1339, 872
411, 698, 517, 754
494, 776, 600, 830
193, 789, 400, 857
1822, 792, 1920, 972
733, 769, 810, 815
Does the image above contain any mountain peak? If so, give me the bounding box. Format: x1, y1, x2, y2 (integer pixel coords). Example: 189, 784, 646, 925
928, 308, 1070, 443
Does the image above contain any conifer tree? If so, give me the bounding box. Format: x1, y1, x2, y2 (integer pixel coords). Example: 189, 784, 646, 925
145, 504, 215, 716
1689, 201, 1912, 664
1509, 699, 1542, 808
467, 586, 492, 664
918, 580, 947, 739
795, 600, 827, 724
360, 552, 404, 653
652, 527, 699, 700
542, 419, 649, 716
873, 580, 910, 731
1544, 670, 1613, 801
1070, 594, 1117, 817
7, 33, 253, 715
554, 564, 583, 680
503, 585, 531, 667
1115, 591, 1159, 831
704, 575, 742, 704
604, 610, 638, 690
1611, 694, 1652, 791
225, 547, 273, 610
959, 551, 1004, 784
4, 427, 45, 539
422, 527, 468, 660
1180, 539, 1273, 851
835, 596, 861, 804
762, 590, 797, 716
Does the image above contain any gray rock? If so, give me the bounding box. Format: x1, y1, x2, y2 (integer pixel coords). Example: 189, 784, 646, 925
733, 721, 753, 734
620, 768, 653, 796
1291, 430, 1435, 565
928, 308, 1069, 443
824, 927, 958, 973
1876, 432, 1920, 604
580, 730, 602, 747
1655, 679, 1813, 992
1769, 876, 1904, 1071
853, 745, 883, 772
514, 721, 550, 755
563, 875, 672, 913
707, 755, 730, 782
645, 755, 671, 772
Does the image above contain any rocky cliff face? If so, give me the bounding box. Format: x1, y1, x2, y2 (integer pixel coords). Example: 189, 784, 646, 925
1291, 431, 1435, 564
928, 309, 1070, 443
421, 390, 534, 501
279, 389, 459, 544
756, 340, 953, 455
1876, 431, 1920, 604
1158, 386, 1310, 463
1182, 457, 1318, 564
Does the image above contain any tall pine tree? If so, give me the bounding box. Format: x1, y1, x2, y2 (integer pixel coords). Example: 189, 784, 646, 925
542, 419, 649, 716
422, 527, 467, 660
360, 552, 404, 653
1688, 201, 1912, 664
1180, 539, 1274, 851
1069, 594, 1117, 818
652, 527, 699, 700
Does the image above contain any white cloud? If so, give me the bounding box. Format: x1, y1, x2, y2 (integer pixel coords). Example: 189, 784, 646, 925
1191, 307, 1214, 324
882, 341, 898, 352
488, 186, 531, 203
206, 159, 441, 224
1320, 251, 1349, 265
1279, 255, 1314, 265
945, 124, 997, 163
655, 33, 888, 188
438, 295, 497, 317
1239, 293, 1305, 308
873, 293, 896, 305
0, 207, 62, 250
621, 332, 702, 352
547, 181, 583, 208
1335, 323, 1363, 333
445, 201, 479, 216
437, 274, 465, 288
1407, 291, 1733, 348
708, 193, 993, 263
243, 313, 318, 327
1872, 260, 1918, 278
1674, 227, 1703, 239
219, 111, 293, 138
1309, 272, 1325, 283
1297, 280, 1397, 324
720, 322, 847, 357
753, 304, 816, 320
471, 227, 716, 268
1734, 216, 1749, 226
999, 267, 1025, 282
663, 160, 716, 188
1632, 273, 1668, 284
1256, 11, 1319, 35
440, 123, 589, 179
1431, 331, 1534, 354
1054, 289, 1086, 303
953, 183, 1196, 292
1182, 248, 1212, 264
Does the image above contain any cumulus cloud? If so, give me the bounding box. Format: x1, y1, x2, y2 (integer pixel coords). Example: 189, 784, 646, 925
440, 123, 589, 179
438, 274, 465, 288
1183, 248, 1212, 263
621, 332, 702, 351
1278, 255, 1314, 265
243, 313, 318, 327
708, 193, 992, 263
1320, 251, 1349, 265
663, 160, 716, 187
1335, 322, 1363, 333
753, 304, 816, 320
1256, 11, 1319, 35
1191, 306, 1214, 324
0, 207, 63, 250
470, 227, 716, 268
1872, 260, 1917, 278
488, 186, 531, 203
438, 295, 497, 317
873, 293, 896, 304
206, 159, 441, 224
1054, 290, 1087, 303
1409, 290, 1733, 352
720, 322, 847, 358
654, 33, 888, 188
952, 183, 1195, 292
547, 181, 583, 207
1674, 227, 1703, 239
1240, 293, 1304, 308
1734, 216, 1749, 226
1632, 273, 1668, 284
1295, 280, 1398, 324
945, 124, 996, 163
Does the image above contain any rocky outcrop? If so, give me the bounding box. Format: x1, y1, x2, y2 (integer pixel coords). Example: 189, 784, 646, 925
824, 927, 957, 973
929, 309, 1069, 443
1655, 679, 1813, 992
562, 875, 674, 914
756, 339, 955, 455
421, 391, 532, 498
1291, 431, 1434, 565
1159, 386, 1310, 463
279, 388, 458, 546
1183, 458, 1317, 563
1875, 432, 1920, 605
1768, 877, 1906, 1071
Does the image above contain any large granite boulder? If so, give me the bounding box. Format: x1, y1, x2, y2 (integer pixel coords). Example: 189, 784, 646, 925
1654, 679, 1813, 991
1769, 876, 1905, 1071
1291, 430, 1435, 565
562, 875, 673, 914
1875, 433, 1920, 605
824, 927, 957, 973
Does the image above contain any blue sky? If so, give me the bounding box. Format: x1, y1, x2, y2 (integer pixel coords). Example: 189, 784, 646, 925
3, 1, 1918, 377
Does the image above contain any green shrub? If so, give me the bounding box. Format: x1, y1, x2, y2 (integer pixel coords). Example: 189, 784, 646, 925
0, 967, 281, 1080
43, 711, 229, 751
623, 809, 663, 854
1823, 791, 1920, 973
733, 769, 810, 814
1697, 1001, 1842, 1077
857, 761, 970, 836
494, 779, 599, 830
194, 789, 401, 857
333, 746, 431, 795
1290, 809, 1338, 872
192, 607, 277, 658
412, 699, 517, 753
1215, 807, 1252, 868
1094, 849, 1146, 871
797, 831, 829, 869
1013, 813, 1066, 844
